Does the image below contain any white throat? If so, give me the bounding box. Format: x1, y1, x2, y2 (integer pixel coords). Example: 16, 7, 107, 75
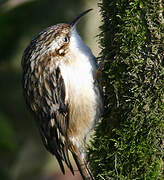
69, 28, 94, 60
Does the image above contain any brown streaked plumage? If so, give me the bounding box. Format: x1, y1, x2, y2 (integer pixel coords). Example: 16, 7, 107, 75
22, 9, 103, 180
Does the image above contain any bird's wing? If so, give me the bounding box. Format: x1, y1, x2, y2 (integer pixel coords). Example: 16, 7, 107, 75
22, 51, 73, 174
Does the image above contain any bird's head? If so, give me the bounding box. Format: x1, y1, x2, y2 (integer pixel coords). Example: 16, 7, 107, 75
22, 9, 93, 67
36, 9, 93, 58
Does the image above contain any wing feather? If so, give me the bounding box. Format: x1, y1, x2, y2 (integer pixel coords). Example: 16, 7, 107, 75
22, 46, 73, 173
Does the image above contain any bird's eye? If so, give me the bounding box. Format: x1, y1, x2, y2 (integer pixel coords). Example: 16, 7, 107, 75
62, 37, 68, 43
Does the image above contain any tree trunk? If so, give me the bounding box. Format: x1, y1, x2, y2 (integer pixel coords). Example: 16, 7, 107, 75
89, 0, 164, 179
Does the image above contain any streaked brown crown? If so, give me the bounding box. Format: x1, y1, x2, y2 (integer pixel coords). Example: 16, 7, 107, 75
22, 23, 71, 67
22, 9, 93, 66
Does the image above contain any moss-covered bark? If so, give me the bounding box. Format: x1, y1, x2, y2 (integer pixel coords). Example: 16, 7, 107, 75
89, 0, 164, 179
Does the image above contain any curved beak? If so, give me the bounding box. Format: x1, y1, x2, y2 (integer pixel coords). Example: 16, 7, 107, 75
70, 9, 93, 28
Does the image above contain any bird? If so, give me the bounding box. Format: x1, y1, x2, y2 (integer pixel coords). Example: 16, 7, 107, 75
21, 9, 103, 180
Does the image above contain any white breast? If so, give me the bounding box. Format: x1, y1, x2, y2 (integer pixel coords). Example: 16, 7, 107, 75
59, 28, 101, 138
60, 28, 97, 101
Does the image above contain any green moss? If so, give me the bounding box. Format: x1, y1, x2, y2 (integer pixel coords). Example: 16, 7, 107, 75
89, 0, 164, 179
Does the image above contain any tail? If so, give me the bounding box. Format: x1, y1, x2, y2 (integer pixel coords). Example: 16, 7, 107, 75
70, 142, 95, 180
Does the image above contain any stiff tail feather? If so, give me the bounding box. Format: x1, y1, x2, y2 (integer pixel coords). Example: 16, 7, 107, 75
70, 142, 95, 180
72, 153, 94, 180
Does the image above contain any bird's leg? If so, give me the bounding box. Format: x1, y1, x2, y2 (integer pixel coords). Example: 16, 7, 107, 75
93, 59, 107, 82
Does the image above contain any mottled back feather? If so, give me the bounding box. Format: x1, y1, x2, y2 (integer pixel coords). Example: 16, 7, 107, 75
22, 24, 74, 174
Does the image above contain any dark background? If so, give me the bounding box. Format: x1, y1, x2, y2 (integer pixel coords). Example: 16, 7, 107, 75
0, 0, 100, 180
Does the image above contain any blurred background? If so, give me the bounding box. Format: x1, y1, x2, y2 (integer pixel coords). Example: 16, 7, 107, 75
0, 0, 101, 180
